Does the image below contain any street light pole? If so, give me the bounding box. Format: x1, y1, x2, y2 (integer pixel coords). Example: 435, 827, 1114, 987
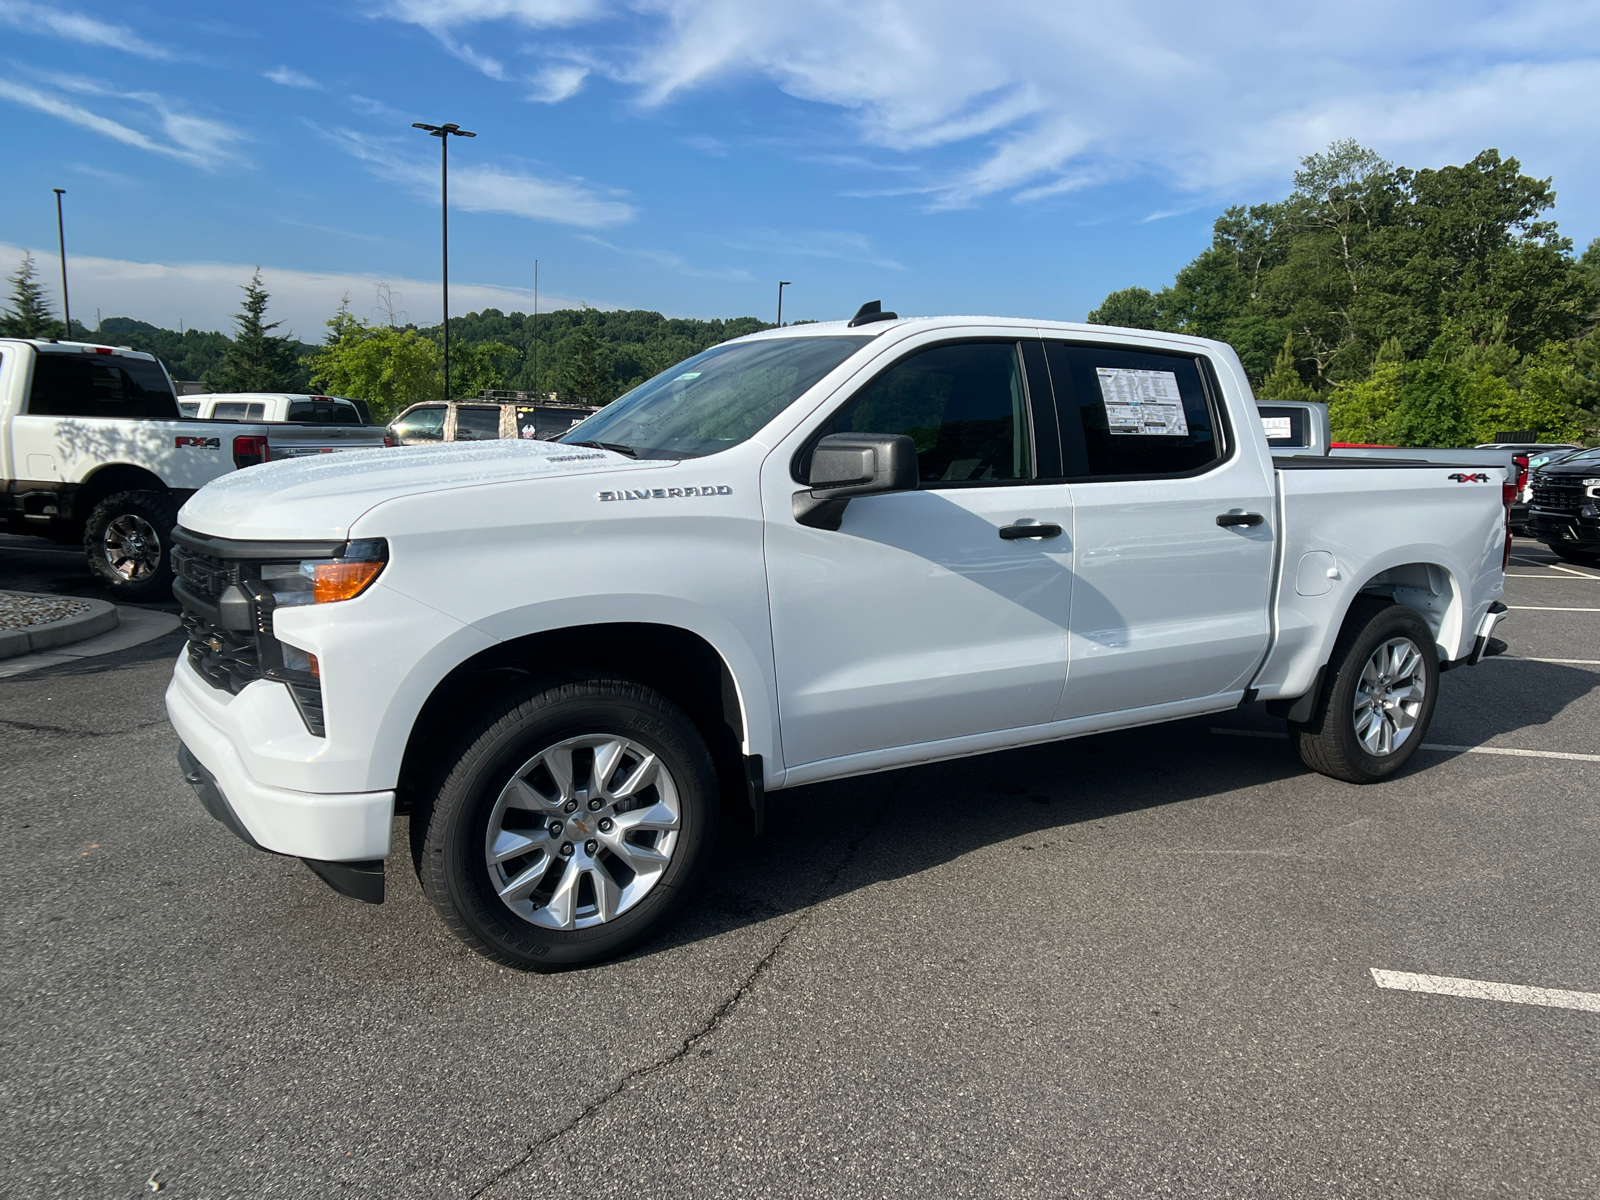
412, 121, 476, 399
52, 188, 70, 337
777, 280, 791, 328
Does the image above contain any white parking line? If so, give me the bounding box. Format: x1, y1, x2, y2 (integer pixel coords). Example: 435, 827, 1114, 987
1208, 728, 1600, 762
1370, 969, 1600, 1013
1505, 605, 1600, 612
1547, 563, 1600, 579
1504, 657, 1600, 665
1504, 573, 1599, 579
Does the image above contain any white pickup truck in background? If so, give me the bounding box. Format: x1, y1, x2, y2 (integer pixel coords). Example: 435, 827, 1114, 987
0, 339, 388, 599
165, 312, 1511, 971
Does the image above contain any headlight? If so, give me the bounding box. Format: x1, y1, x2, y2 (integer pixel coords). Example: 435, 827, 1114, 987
259, 538, 388, 607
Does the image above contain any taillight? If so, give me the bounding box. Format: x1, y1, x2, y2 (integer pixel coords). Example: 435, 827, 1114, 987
1502, 482, 1518, 508
1513, 453, 1529, 494
383, 434, 394, 447
233, 434, 269, 469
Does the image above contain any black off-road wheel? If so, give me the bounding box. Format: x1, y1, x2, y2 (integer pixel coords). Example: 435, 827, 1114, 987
83, 489, 179, 602
1290, 599, 1440, 784
414, 673, 720, 971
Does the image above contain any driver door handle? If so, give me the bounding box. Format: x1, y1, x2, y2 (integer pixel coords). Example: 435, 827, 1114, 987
1216, 512, 1264, 527
999, 522, 1063, 540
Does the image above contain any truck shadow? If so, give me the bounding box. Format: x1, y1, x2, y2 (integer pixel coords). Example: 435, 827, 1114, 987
640, 657, 1600, 959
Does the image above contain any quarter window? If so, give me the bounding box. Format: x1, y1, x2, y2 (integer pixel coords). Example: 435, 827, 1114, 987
1044, 342, 1222, 478
27, 353, 179, 419
817, 341, 1034, 484
454, 406, 503, 441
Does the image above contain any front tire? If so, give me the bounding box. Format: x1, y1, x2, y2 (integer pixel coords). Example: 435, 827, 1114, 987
416, 674, 720, 971
1546, 542, 1600, 566
1290, 599, 1440, 784
83, 489, 178, 601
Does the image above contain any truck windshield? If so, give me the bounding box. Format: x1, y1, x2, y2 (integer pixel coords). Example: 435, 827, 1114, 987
559, 336, 872, 459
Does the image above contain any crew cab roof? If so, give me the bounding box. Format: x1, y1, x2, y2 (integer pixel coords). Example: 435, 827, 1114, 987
728, 315, 1229, 355
2, 338, 159, 362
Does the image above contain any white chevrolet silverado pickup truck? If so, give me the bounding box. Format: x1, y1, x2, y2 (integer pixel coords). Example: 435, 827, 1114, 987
165, 312, 1511, 970
0, 339, 387, 599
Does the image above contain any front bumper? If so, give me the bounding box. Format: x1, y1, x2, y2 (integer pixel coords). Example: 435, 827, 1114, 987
167, 660, 394, 862
1527, 509, 1600, 548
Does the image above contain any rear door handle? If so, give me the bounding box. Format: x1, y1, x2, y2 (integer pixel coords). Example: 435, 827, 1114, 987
999, 522, 1063, 540
1216, 512, 1264, 527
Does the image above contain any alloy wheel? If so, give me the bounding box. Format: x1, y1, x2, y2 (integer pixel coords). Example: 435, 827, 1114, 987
1351, 636, 1427, 756
484, 734, 682, 930
102, 513, 162, 580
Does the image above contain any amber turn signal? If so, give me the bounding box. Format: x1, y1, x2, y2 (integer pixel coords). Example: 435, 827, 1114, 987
312, 560, 384, 603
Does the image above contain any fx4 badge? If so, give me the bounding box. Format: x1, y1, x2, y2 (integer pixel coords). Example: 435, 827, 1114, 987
1447, 472, 1490, 483
599, 485, 733, 501
175, 436, 221, 449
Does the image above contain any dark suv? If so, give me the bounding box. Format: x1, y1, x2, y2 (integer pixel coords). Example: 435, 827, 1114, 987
1527, 446, 1600, 563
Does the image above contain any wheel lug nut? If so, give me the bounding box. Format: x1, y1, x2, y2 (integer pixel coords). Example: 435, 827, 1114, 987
563, 800, 578, 813
584, 839, 598, 855
560, 841, 574, 857
548, 821, 562, 836
597, 818, 613, 833
588, 798, 603, 811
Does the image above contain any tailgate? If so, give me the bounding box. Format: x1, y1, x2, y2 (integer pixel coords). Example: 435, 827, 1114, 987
268, 426, 389, 460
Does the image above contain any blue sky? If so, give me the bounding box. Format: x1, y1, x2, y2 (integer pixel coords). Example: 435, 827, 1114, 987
2, 0, 1598, 339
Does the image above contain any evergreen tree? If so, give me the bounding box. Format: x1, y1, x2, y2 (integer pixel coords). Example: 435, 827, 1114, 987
203, 268, 301, 392
0, 252, 64, 338
1257, 332, 1316, 400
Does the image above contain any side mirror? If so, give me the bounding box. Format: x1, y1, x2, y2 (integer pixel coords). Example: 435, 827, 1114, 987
794, 433, 918, 529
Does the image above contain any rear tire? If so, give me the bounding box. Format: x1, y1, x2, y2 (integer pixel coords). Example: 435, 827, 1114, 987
83, 489, 178, 602
415, 673, 720, 971
1290, 599, 1439, 784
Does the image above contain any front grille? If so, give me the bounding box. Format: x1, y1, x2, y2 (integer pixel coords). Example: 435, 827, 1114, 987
171, 535, 324, 736
1530, 477, 1587, 516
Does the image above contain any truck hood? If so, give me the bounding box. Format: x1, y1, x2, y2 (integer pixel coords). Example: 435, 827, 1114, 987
179, 440, 662, 541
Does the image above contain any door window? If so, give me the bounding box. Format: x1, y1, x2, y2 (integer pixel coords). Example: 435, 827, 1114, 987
393, 405, 446, 441
453, 405, 503, 440
27, 353, 179, 419
1043, 343, 1223, 478
287, 399, 363, 425
813, 341, 1034, 485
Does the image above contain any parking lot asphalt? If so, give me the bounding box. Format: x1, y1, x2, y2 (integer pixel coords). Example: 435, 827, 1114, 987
2, 537, 1597, 1199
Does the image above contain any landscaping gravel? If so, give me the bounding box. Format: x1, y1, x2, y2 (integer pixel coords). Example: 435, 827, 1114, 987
0, 592, 92, 631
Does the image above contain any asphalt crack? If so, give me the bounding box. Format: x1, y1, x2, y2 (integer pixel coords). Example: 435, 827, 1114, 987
471, 776, 903, 1199
0, 717, 168, 739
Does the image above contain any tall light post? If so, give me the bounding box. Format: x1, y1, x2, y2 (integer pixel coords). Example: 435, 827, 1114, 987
411, 121, 476, 399
52, 188, 70, 337
776, 280, 791, 327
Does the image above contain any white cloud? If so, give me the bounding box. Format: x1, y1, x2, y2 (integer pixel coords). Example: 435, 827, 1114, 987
0, 1, 170, 59
0, 242, 608, 341
324, 126, 636, 227
528, 63, 589, 103
579, 235, 754, 281
265, 65, 320, 89
380, 0, 606, 79
723, 229, 904, 271
373, 0, 1600, 212
0, 77, 246, 170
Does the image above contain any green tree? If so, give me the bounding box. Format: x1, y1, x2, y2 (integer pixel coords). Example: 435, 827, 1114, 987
552, 314, 616, 404
1086, 286, 1164, 329
204, 269, 302, 392
307, 306, 442, 421
1257, 332, 1316, 400
448, 339, 517, 398
1483, 342, 1586, 443
1329, 359, 1405, 444
0, 252, 64, 338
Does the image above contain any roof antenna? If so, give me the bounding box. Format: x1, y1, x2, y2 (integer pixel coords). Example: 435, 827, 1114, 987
848, 300, 898, 328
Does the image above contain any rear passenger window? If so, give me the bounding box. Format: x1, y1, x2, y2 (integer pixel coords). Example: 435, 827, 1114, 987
1043, 342, 1222, 478
816, 341, 1033, 484
27, 353, 180, 420
454, 406, 503, 441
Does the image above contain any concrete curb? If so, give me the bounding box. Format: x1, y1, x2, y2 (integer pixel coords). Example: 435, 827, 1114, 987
0, 595, 119, 660
0, 605, 181, 679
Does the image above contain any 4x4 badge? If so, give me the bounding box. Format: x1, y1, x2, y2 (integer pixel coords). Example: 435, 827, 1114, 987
1447, 472, 1490, 483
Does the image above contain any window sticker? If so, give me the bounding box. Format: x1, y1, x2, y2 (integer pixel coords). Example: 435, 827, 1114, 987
1095, 367, 1189, 436
1261, 416, 1293, 441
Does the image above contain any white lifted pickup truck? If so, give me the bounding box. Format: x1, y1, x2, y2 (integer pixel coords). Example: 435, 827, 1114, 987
165, 311, 1511, 970
0, 339, 387, 599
